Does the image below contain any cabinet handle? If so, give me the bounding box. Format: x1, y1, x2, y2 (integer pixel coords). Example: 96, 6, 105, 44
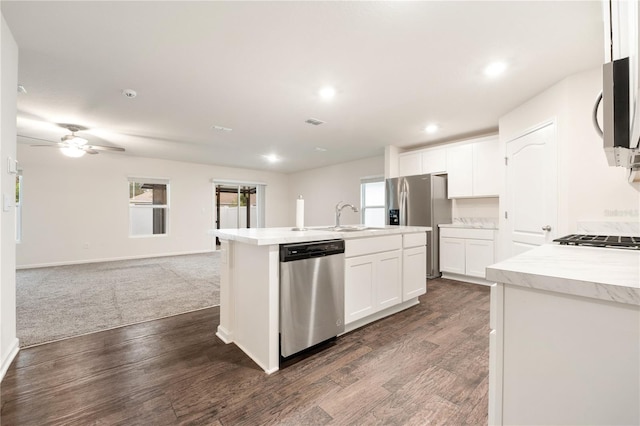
542, 225, 552, 232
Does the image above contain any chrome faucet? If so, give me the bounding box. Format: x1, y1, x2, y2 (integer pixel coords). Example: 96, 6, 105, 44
335, 201, 359, 228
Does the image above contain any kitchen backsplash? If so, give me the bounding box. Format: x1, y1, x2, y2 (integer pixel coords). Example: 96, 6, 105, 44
452, 197, 499, 222
577, 221, 640, 237
451, 217, 499, 228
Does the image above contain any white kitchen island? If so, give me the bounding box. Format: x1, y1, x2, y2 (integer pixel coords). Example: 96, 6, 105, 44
211, 225, 430, 374
486, 244, 640, 426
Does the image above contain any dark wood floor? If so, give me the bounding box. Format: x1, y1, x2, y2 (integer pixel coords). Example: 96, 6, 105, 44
1, 278, 490, 425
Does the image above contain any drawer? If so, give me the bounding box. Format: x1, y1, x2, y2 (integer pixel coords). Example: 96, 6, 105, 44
403, 232, 427, 248
440, 227, 495, 240
345, 234, 402, 258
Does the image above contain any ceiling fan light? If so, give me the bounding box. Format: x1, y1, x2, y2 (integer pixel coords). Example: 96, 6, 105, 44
62, 134, 88, 146
71, 136, 88, 146
60, 146, 86, 158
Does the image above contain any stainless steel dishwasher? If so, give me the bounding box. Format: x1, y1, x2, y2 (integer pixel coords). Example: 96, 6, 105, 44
279, 239, 345, 358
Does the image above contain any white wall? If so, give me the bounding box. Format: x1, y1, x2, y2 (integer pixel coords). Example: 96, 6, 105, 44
16, 146, 290, 267
288, 156, 384, 226
1, 13, 19, 381
562, 68, 640, 228
499, 66, 640, 259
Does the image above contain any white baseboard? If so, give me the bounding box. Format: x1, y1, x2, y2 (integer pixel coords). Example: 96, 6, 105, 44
216, 326, 233, 344
441, 272, 494, 286
342, 298, 420, 334
17, 249, 217, 270
0, 338, 19, 382
233, 339, 278, 375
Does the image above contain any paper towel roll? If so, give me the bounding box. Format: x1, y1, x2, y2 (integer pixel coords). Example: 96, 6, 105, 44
296, 196, 304, 229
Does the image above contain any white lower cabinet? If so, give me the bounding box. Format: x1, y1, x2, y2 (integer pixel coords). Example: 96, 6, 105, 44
489, 282, 640, 425
440, 227, 495, 282
344, 232, 426, 326
465, 239, 494, 277
344, 254, 377, 323
345, 250, 401, 324
402, 245, 426, 301
440, 237, 466, 274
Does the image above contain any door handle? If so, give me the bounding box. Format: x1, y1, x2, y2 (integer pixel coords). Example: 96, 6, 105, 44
542, 225, 552, 232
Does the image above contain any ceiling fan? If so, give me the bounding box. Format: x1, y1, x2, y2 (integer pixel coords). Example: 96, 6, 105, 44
20, 124, 125, 158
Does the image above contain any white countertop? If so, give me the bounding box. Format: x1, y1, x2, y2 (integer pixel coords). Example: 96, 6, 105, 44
439, 223, 498, 230
486, 244, 640, 306
210, 225, 431, 246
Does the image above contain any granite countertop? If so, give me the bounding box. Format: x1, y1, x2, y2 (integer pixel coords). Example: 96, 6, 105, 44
210, 225, 431, 246
486, 244, 640, 306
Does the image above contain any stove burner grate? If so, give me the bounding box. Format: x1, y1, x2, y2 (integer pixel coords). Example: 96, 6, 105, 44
553, 234, 640, 249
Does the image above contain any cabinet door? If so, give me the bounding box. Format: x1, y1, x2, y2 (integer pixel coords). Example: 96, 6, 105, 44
440, 237, 465, 274
376, 250, 402, 310
446, 144, 473, 198
398, 153, 422, 177
403, 245, 426, 301
345, 255, 376, 324
473, 138, 500, 197
465, 239, 494, 278
421, 148, 447, 174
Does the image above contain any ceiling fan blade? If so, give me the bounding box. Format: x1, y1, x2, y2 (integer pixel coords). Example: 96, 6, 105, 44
29, 143, 66, 148
85, 144, 125, 152
18, 134, 59, 144
85, 149, 99, 155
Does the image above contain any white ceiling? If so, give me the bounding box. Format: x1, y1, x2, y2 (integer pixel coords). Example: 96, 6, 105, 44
3, 1, 603, 173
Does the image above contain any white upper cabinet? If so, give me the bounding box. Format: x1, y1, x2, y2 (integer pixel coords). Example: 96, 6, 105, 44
397, 135, 500, 198
398, 147, 446, 177
472, 137, 501, 197
398, 152, 422, 177
421, 148, 447, 174
446, 136, 500, 198
446, 144, 473, 198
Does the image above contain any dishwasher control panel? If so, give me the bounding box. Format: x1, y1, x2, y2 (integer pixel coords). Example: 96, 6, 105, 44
280, 239, 345, 262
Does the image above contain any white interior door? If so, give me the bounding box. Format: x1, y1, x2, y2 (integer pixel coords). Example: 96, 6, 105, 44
505, 122, 557, 257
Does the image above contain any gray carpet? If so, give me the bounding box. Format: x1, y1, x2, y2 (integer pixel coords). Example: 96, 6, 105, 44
16, 252, 220, 347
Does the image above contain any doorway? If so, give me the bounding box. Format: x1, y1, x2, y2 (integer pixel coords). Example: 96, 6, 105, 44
504, 120, 558, 257
213, 181, 266, 245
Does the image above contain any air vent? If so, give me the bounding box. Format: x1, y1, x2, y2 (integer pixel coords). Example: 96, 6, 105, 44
305, 118, 325, 126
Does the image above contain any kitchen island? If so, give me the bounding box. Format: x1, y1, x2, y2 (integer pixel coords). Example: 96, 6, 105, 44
211, 225, 430, 373
486, 244, 640, 425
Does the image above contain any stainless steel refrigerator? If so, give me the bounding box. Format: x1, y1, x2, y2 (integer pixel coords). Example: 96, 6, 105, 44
386, 174, 452, 278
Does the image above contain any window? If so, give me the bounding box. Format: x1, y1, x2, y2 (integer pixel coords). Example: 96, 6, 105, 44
361, 177, 385, 227
129, 178, 169, 236
15, 173, 22, 243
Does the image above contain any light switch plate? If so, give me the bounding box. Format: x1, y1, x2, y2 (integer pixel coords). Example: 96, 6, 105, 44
7, 157, 17, 175
3, 193, 11, 212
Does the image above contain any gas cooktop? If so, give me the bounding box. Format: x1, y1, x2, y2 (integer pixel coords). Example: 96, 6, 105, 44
553, 234, 640, 250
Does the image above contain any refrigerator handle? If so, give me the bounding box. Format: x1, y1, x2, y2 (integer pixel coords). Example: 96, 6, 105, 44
400, 179, 407, 226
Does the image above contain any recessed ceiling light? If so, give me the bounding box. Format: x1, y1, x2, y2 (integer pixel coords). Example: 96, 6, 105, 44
305, 118, 325, 126
319, 86, 336, 100
263, 154, 280, 163
315, 147, 328, 152
484, 61, 507, 77
424, 124, 439, 134
211, 125, 232, 132
121, 89, 137, 98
